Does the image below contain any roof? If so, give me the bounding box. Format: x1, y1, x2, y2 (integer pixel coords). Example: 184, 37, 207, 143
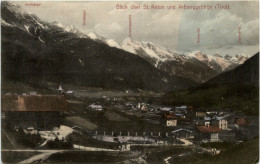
172, 128, 192, 134
89, 104, 102, 108
160, 107, 172, 111
2, 95, 69, 112
204, 116, 211, 121
175, 106, 187, 109
165, 114, 178, 119
197, 126, 221, 133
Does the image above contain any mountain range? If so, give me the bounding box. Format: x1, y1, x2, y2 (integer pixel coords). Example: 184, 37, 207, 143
201, 53, 259, 87
82, 32, 250, 83
1, 2, 254, 93
1, 2, 196, 92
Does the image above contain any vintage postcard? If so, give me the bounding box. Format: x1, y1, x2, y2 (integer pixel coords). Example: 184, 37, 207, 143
1, 0, 259, 163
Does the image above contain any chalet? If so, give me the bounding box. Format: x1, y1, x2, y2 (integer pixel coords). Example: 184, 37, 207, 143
218, 119, 228, 130
196, 126, 221, 141
2, 95, 69, 131
166, 119, 177, 127
196, 112, 206, 117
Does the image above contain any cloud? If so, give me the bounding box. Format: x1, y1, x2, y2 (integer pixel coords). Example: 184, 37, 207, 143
93, 22, 123, 38
177, 9, 258, 53
14, 1, 258, 55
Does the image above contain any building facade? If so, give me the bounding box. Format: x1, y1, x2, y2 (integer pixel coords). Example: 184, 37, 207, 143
2, 95, 69, 130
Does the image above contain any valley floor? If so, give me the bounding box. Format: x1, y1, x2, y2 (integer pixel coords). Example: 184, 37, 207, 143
1, 84, 259, 164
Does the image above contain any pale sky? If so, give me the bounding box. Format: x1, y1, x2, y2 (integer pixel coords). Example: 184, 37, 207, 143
14, 1, 259, 56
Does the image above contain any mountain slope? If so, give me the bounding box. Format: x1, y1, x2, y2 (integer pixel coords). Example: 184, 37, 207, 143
1, 2, 196, 92
163, 53, 259, 115
121, 38, 250, 83
201, 53, 259, 87
121, 38, 219, 83
187, 51, 250, 73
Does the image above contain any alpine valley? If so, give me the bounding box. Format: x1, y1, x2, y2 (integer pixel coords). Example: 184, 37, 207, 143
1, 2, 252, 92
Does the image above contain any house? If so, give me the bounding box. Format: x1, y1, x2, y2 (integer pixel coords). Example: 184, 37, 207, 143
29, 91, 37, 95
196, 126, 221, 141
66, 90, 74, 94
219, 119, 228, 130
166, 120, 177, 127
88, 103, 103, 111
160, 107, 172, 112
205, 121, 210, 126
210, 133, 219, 141
2, 95, 69, 130
141, 105, 148, 112
175, 106, 187, 113
171, 128, 193, 139
196, 112, 206, 117
164, 113, 178, 119
137, 103, 141, 109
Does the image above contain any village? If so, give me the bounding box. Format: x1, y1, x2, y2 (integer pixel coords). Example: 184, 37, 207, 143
1, 85, 259, 163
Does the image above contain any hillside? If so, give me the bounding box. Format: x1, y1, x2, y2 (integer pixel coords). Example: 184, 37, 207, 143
201, 54, 259, 87
163, 53, 259, 115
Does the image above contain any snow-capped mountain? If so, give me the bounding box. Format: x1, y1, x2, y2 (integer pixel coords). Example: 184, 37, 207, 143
120, 37, 251, 82
2, 1, 196, 92
187, 51, 250, 73
120, 38, 219, 83
1, 1, 251, 85
121, 37, 174, 67
87, 32, 120, 48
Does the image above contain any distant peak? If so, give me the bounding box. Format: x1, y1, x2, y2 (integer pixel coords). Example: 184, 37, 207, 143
121, 37, 136, 44
87, 32, 99, 39
212, 54, 222, 58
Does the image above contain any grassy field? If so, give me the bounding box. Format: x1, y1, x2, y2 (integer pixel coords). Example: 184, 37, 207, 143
103, 111, 130, 121
64, 116, 98, 130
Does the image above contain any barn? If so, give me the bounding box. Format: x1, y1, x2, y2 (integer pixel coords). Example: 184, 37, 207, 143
2, 95, 69, 130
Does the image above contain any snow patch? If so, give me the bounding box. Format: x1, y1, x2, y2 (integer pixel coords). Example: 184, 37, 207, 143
121, 37, 178, 67
106, 39, 120, 48
88, 32, 121, 48
79, 59, 84, 66
24, 25, 31, 34
38, 37, 45, 43
32, 16, 46, 29
186, 51, 250, 71
87, 32, 98, 40
1, 18, 13, 27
